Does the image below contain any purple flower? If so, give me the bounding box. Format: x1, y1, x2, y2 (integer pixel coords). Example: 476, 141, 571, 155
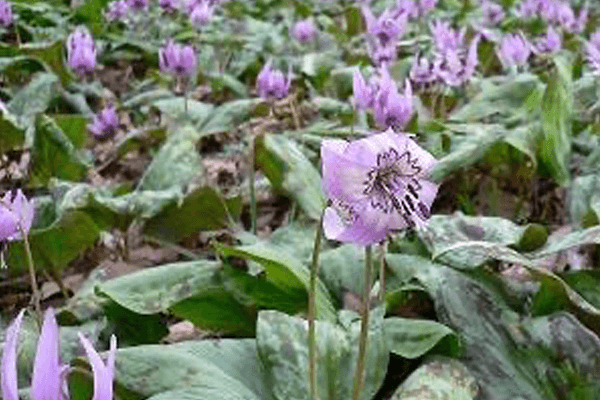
127, 0, 148, 10
534, 26, 561, 54
321, 129, 439, 244
481, 1, 504, 25
190, 1, 215, 27
159, 40, 197, 77
367, 41, 397, 67
591, 29, 600, 50
105, 0, 128, 21
516, 0, 540, 18
430, 20, 465, 55
256, 60, 292, 100
410, 55, 437, 89
563, 6, 588, 34
432, 35, 479, 87
159, 0, 178, 11
394, 0, 436, 19
353, 69, 374, 110
292, 19, 317, 43
0, 189, 34, 241
88, 105, 119, 140
1, 308, 117, 400
66, 27, 96, 75
362, 5, 407, 48
497, 33, 531, 68
585, 41, 600, 74
374, 68, 413, 130
0, 0, 13, 27
418, 0, 437, 15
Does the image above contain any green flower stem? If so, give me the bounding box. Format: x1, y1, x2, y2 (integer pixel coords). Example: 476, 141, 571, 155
379, 240, 387, 303
308, 210, 325, 400
249, 136, 257, 235
21, 226, 41, 322
352, 245, 373, 400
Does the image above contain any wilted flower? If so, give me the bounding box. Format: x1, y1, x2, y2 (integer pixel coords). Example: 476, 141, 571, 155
373, 68, 413, 130
88, 105, 119, 140
159, 40, 197, 77
0, 189, 34, 241
1, 308, 117, 400
481, 1, 504, 25
256, 60, 292, 100
127, 0, 148, 10
159, 0, 178, 11
190, 1, 215, 26
66, 26, 96, 75
105, 0, 128, 21
430, 20, 465, 55
321, 129, 439, 244
362, 5, 407, 48
353, 69, 374, 110
0, 0, 13, 27
497, 33, 531, 68
292, 19, 317, 43
534, 26, 561, 54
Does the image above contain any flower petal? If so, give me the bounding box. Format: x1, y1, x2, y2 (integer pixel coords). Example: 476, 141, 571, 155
78, 333, 117, 400
1, 310, 25, 400
31, 308, 62, 400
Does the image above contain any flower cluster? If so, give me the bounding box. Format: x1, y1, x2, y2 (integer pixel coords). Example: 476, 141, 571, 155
88, 105, 120, 140
291, 19, 318, 44
256, 60, 292, 100
516, 0, 587, 33
159, 40, 197, 77
66, 26, 96, 75
0, 189, 34, 241
0, 0, 13, 27
321, 129, 438, 244
1, 308, 117, 400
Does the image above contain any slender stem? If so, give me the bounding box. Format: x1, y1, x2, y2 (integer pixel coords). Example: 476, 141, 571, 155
184, 84, 189, 119
249, 136, 257, 235
21, 227, 41, 321
378, 240, 387, 303
352, 245, 373, 400
308, 210, 325, 400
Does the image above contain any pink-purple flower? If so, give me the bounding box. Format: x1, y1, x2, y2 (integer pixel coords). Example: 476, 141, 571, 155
159, 40, 197, 77
1, 308, 117, 400
66, 27, 96, 75
291, 19, 318, 43
190, 0, 215, 27
105, 0, 128, 21
584, 41, 600, 75
0, 0, 13, 27
534, 26, 561, 54
353, 69, 374, 110
481, 1, 504, 25
0, 189, 34, 241
497, 33, 532, 68
410, 55, 437, 89
159, 0, 178, 12
256, 60, 292, 100
362, 5, 407, 48
433, 35, 480, 87
373, 68, 413, 130
430, 20, 465, 55
88, 105, 120, 140
321, 130, 439, 244
126, 0, 148, 10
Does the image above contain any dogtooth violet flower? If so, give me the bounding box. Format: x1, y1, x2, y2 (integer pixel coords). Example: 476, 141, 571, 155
126, 0, 148, 10
159, 0, 178, 12
105, 0, 128, 21
394, 0, 437, 20
373, 68, 413, 130
0, 0, 12, 27
256, 60, 292, 100
291, 19, 318, 43
159, 40, 197, 77
1, 308, 117, 400
534, 25, 561, 54
585, 40, 600, 75
353, 68, 375, 110
88, 105, 119, 140
497, 33, 532, 68
481, 1, 504, 25
433, 35, 480, 87
321, 129, 439, 244
430, 20, 465, 55
410, 55, 437, 89
190, 0, 215, 27
362, 5, 407, 48
0, 189, 34, 241
66, 27, 96, 74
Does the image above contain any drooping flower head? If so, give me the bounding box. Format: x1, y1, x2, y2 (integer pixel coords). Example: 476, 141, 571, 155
88, 105, 120, 140
190, 0, 215, 27
0, 0, 13, 27
585, 41, 600, 75
534, 25, 561, 54
353, 68, 375, 110
256, 60, 292, 100
497, 33, 532, 68
430, 20, 465, 55
66, 26, 96, 75
591, 29, 600, 50
0, 189, 34, 241
373, 68, 413, 130
367, 41, 397, 67
481, 1, 504, 25
105, 0, 128, 21
321, 129, 439, 244
410, 55, 437, 89
126, 0, 148, 10
433, 34, 480, 87
1, 308, 118, 400
291, 19, 318, 43
159, 0, 178, 12
362, 5, 407, 48
159, 40, 197, 77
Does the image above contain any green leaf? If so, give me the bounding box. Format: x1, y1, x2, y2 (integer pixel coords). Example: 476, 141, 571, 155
51, 114, 89, 148
256, 308, 388, 400
539, 56, 573, 185
384, 318, 459, 359
568, 174, 600, 228
255, 134, 325, 220
390, 357, 478, 400
319, 244, 367, 304
0, 103, 26, 152
152, 97, 215, 128
199, 98, 260, 135
20, 41, 72, 86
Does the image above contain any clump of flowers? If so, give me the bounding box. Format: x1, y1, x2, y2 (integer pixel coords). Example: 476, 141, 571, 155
321, 129, 439, 244
159, 40, 197, 77
1, 308, 117, 400
0, 189, 34, 241
517, 0, 587, 33
291, 19, 318, 44
256, 60, 292, 100
0, 0, 13, 27
105, 0, 128, 21
66, 26, 96, 75
88, 105, 120, 140
497, 33, 532, 69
